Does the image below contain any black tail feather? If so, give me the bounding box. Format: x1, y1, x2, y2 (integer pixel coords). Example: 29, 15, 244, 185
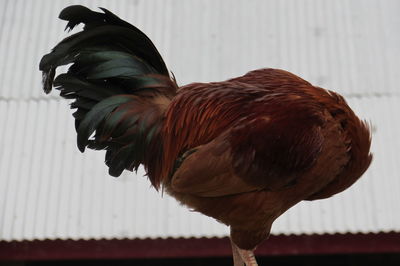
40, 5, 176, 180
39, 5, 169, 93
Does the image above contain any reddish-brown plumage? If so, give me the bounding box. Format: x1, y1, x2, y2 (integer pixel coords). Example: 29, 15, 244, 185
158, 68, 372, 250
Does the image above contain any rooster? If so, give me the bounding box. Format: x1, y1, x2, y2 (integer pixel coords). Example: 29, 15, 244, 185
40, 6, 372, 266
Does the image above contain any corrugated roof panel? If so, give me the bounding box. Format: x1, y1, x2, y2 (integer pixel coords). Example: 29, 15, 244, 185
0, 99, 230, 241
0, 0, 399, 99
1, 0, 399, 242
0, 95, 399, 241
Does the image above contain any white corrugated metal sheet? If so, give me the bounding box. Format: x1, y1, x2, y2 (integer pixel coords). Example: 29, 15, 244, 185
0, 96, 399, 241
0, 0, 399, 100
0, 99, 228, 241
0, 0, 399, 241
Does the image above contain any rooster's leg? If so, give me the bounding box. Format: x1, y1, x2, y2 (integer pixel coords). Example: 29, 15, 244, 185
230, 239, 258, 266
231, 238, 244, 266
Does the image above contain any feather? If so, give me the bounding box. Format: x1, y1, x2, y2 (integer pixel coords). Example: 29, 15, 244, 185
40, 5, 176, 183
40, 5, 169, 77
77, 95, 133, 152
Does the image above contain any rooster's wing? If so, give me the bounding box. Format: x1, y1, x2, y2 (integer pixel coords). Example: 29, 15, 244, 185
163, 76, 326, 195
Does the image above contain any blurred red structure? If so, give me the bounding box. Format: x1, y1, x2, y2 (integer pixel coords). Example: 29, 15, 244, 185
1, 232, 399, 261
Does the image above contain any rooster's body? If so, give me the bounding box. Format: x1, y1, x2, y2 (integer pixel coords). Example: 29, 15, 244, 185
40, 6, 372, 266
